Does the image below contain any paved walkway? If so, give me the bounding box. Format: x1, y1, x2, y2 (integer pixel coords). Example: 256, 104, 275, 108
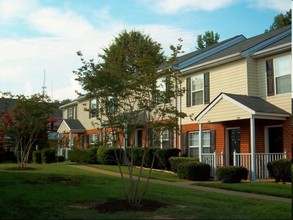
69, 165, 292, 204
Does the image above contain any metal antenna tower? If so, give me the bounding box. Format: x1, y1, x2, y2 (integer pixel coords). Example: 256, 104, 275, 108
42, 70, 47, 96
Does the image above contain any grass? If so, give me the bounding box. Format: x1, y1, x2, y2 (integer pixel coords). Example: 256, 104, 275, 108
88, 164, 185, 182
193, 182, 292, 198
0, 162, 291, 219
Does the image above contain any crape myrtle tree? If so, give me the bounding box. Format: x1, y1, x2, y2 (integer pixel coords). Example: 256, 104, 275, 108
74, 30, 186, 206
0, 92, 53, 169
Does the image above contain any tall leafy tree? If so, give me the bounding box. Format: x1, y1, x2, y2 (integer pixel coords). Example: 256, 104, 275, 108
265, 9, 291, 32
196, 31, 220, 49
75, 31, 186, 206
0, 92, 53, 169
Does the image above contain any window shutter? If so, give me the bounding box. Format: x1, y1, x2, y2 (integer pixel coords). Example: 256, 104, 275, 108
181, 132, 188, 156
210, 130, 216, 153
204, 72, 210, 104
266, 59, 274, 96
186, 77, 191, 107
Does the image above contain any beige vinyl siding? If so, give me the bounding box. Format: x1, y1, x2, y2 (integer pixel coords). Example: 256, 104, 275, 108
198, 98, 251, 123
256, 51, 291, 113
180, 59, 248, 124
246, 58, 258, 96
77, 99, 99, 130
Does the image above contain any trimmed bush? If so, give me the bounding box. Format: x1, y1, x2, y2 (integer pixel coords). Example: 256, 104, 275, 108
56, 155, 65, 162
32, 150, 42, 164
88, 147, 99, 164
41, 148, 56, 163
177, 161, 210, 181
169, 156, 199, 173
68, 148, 90, 164
126, 147, 144, 166
97, 147, 124, 165
216, 166, 248, 183
155, 148, 181, 170
267, 159, 291, 183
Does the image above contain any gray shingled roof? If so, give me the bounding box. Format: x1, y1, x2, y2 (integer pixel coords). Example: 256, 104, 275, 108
223, 93, 290, 115
63, 119, 85, 130
176, 25, 291, 70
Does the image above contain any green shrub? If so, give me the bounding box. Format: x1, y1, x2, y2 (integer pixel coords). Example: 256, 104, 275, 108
155, 148, 181, 170
41, 148, 56, 164
32, 150, 42, 164
88, 147, 99, 164
177, 161, 210, 181
126, 147, 144, 166
267, 159, 291, 183
97, 147, 124, 165
216, 166, 248, 183
68, 148, 90, 164
169, 156, 199, 172
56, 155, 65, 162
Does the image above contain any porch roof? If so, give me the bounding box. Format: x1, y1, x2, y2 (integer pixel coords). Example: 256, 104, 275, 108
195, 93, 290, 123
57, 119, 86, 133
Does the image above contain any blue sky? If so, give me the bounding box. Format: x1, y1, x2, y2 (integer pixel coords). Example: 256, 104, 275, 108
0, 0, 291, 100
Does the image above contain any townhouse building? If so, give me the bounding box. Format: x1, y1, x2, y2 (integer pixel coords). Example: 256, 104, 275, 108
58, 25, 292, 180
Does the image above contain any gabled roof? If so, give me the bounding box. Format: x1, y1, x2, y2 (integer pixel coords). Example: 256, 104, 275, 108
57, 119, 85, 133
177, 25, 291, 72
195, 93, 290, 123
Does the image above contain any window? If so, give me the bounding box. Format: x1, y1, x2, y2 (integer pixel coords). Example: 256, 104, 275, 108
89, 134, 99, 145
156, 76, 170, 104
151, 128, 172, 148
161, 129, 170, 148
188, 131, 213, 158
266, 55, 291, 96
67, 107, 75, 119
89, 99, 97, 118
186, 72, 209, 107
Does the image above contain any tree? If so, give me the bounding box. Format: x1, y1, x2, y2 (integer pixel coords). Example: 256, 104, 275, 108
265, 9, 291, 32
0, 92, 53, 169
74, 31, 186, 206
196, 31, 220, 49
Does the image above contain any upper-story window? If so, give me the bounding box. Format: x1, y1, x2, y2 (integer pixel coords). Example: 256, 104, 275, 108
186, 72, 210, 107
89, 99, 97, 118
266, 55, 291, 96
156, 76, 170, 104
67, 106, 75, 119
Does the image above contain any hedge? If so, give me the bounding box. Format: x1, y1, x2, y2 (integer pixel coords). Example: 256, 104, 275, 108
155, 148, 181, 170
32, 150, 42, 164
216, 166, 248, 183
177, 161, 210, 181
41, 148, 56, 163
267, 159, 291, 183
169, 156, 199, 173
97, 147, 124, 165
68, 148, 90, 164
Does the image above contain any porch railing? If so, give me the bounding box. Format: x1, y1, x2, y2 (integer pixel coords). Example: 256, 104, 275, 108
201, 151, 287, 180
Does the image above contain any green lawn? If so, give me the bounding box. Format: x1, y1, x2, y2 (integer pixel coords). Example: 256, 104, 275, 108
0, 162, 291, 219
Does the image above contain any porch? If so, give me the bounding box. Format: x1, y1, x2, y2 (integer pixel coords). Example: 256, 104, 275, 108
202, 151, 287, 180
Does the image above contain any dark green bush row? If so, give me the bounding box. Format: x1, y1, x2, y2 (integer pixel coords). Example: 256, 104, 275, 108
177, 162, 210, 181
126, 147, 156, 167
97, 147, 124, 165
68, 147, 99, 164
155, 148, 181, 170
267, 159, 291, 183
216, 166, 248, 183
169, 156, 199, 172
32, 148, 64, 164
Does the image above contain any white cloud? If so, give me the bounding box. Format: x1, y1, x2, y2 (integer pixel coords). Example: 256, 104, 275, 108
248, 0, 291, 12
0, 0, 38, 21
142, 0, 236, 14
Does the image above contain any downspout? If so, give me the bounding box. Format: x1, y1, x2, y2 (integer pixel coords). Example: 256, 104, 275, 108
199, 123, 203, 162
250, 117, 256, 182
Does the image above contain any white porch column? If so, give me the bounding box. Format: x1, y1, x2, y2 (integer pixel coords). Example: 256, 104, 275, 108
199, 123, 203, 162
250, 117, 256, 182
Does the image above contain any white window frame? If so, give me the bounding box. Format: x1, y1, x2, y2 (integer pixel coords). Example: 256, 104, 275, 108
189, 131, 211, 152
274, 55, 291, 95
68, 107, 73, 119
89, 99, 97, 118
191, 74, 204, 106
89, 134, 99, 145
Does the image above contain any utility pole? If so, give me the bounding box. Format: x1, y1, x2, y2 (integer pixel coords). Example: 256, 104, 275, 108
42, 70, 46, 96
